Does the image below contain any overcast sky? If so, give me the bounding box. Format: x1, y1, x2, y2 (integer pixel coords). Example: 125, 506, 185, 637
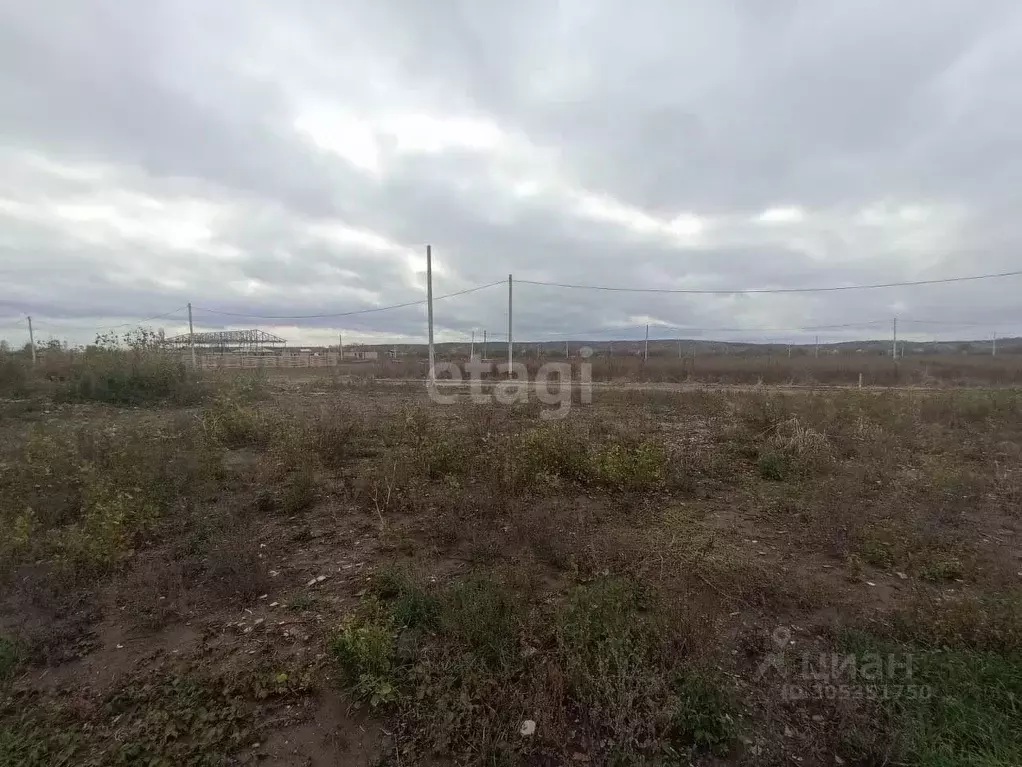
2, 0, 1021, 347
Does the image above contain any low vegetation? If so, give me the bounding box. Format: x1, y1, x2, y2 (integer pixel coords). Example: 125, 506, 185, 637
339, 348, 1022, 387
1, 360, 1020, 764
0, 661, 315, 766
333, 570, 733, 763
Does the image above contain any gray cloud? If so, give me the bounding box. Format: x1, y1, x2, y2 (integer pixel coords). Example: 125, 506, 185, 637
2, 0, 1022, 348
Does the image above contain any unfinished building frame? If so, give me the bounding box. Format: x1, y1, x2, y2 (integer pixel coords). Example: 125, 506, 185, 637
164, 329, 287, 355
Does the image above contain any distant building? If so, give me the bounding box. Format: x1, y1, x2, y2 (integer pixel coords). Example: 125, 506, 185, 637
164, 329, 287, 355
341, 345, 379, 361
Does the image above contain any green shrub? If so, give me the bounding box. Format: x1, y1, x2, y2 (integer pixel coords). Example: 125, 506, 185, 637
513, 423, 669, 490
556, 579, 663, 727
915, 554, 966, 583
440, 575, 523, 670
339, 572, 531, 759
0, 420, 220, 572
54, 351, 201, 406
371, 566, 442, 628
210, 370, 269, 402
515, 422, 591, 483
861, 540, 896, 569
368, 563, 415, 600
758, 450, 790, 481
386, 407, 467, 481
280, 469, 317, 514
0, 357, 32, 398
391, 589, 441, 630
329, 603, 398, 708
590, 439, 669, 489
671, 672, 735, 755
57, 477, 161, 568
200, 394, 270, 448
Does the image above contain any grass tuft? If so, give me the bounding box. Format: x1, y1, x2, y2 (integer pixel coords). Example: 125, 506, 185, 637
841, 631, 1022, 767
0, 637, 17, 681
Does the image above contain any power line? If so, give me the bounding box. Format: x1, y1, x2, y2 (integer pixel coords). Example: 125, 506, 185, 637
517, 269, 1022, 295
26, 307, 188, 334
191, 281, 503, 319
656, 319, 890, 333
101, 306, 188, 330
902, 318, 1000, 327
525, 319, 890, 340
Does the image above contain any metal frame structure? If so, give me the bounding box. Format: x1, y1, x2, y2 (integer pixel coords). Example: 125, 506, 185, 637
164, 329, 287, 355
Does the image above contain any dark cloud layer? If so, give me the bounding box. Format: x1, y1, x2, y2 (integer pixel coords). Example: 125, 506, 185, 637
2, 0, 1021, 346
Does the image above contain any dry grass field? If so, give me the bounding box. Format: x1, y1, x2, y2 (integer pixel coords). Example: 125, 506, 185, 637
305, 351, 1022, 388
1, 350, 1021, 765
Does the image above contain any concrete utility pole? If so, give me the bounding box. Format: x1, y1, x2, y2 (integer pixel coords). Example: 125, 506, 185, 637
27, 315, 36, 366
892, 317, 898, 360
426, 245, 435, 382
815, 335, 819, 358
644, 324, 649, 361
187, 303, 196, 368
678, 340, 683, 358
470, 329, 475, 360
993, 332, 998, 357
483, 329, 487, 360
565, 340, 569, 358
507, 274, 513, 376
338, 332, 343, 360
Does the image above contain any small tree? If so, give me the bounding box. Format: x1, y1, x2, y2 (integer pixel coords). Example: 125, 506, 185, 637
93, 326, 164, 352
